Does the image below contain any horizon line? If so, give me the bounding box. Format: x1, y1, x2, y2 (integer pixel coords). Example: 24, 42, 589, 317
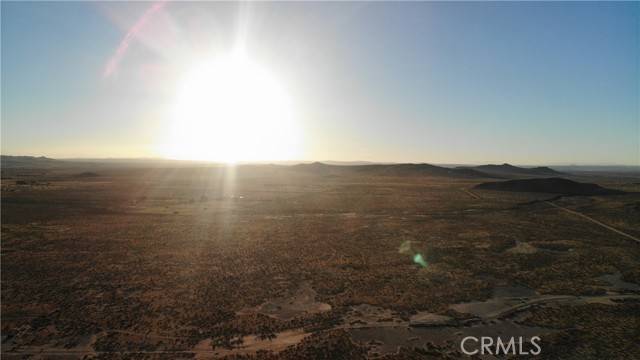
1, 154, 638, 168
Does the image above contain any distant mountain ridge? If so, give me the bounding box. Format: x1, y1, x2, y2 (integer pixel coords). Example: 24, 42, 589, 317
1, 156, 572, 180
1, 155, 62, 168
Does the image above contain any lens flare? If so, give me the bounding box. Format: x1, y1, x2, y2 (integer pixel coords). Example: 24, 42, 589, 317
413, 253, 428, 268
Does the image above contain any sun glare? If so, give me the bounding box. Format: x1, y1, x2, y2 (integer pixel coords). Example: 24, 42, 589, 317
163, 53, 298, 163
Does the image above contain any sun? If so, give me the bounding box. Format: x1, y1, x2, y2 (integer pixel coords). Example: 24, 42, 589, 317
162, 53, 299, 163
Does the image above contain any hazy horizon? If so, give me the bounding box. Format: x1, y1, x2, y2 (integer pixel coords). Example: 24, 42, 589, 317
3, 154, 639, 169
2, 2, 639, 165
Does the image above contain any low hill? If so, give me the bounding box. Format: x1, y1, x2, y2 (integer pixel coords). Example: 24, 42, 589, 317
464, 163, 562, 177
291, 162, 500, 179
73, 171, 100, 178
289, 162, 338, 175
1, 155, 62, 168
474, 177, 625, 196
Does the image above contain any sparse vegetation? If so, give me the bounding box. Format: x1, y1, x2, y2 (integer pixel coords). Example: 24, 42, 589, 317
2, 164, 639, 358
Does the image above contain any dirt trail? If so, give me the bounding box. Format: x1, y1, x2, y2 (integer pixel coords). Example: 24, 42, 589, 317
545, 201, 640, 244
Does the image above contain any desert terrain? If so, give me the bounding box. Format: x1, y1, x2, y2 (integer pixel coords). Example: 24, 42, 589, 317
2, 158, 639, 359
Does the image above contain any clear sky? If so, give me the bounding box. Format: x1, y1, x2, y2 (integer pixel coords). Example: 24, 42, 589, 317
2, 2, 638, 165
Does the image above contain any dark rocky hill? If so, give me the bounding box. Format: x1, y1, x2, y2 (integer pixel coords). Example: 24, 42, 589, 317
291, 162, 499, 178
475, 177, 625, 196
466, 163, 562, 177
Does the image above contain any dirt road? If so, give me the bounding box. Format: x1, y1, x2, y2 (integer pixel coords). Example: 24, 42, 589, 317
545, 201, 640, 244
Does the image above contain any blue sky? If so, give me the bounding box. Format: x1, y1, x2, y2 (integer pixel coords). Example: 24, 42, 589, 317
2, 2, 638, 165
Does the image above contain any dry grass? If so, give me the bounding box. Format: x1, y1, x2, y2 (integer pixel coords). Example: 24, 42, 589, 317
2, 165, 639, 358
